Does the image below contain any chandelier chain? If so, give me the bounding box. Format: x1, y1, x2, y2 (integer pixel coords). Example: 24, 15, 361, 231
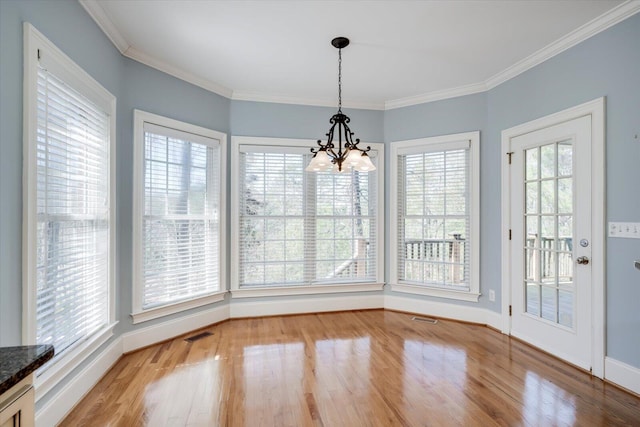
338, 48, 342, 112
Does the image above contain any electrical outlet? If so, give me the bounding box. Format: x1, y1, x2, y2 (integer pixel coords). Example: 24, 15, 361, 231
609, 222, 640, 239
489, 289, 495, 302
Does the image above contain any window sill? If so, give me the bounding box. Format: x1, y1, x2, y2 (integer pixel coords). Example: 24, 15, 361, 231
34, 322, 117, 401
231, 283, 384, 299
391, 283, 481, 302
131, 291, 227, 324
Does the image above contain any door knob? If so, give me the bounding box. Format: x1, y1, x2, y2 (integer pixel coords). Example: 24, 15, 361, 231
576, 256, 590, 265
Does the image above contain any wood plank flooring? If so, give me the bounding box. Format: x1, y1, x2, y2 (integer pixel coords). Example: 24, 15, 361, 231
61, 310, 640, 426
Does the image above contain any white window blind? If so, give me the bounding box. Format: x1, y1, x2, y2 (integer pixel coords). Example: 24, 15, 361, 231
141, 123, 221, 309
397, 145, 470, 290
35, 65, 111, 355
238, 145, 377, 288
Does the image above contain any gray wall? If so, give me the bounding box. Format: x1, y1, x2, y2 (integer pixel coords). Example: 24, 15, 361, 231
384, 12, 640, 366
1, 0, 638, 399
489, 12, 640, 367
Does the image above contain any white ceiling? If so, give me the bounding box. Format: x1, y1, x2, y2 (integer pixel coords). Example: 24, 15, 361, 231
81, 0, 637, 110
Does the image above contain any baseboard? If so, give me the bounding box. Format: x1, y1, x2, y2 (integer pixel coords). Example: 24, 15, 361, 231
35, 337, 123, 427
122, 304, 230, 353
484, 309, 503, 331
384, 294, 499, 327
230, 293, 384, 318
605, 357, 640, 395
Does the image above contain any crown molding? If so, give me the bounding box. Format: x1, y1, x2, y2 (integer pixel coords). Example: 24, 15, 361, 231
81, 0, 640, 110
384, 82, 487, 110
79, 0, 129, 54
124, 47, 234, 98
231, 90, 385, 111
485, 0, 640, 90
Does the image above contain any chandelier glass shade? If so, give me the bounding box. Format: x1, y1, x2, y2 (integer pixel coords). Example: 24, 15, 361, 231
306, 37, 376, 173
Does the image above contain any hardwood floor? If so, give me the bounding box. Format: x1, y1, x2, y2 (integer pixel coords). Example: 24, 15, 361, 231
61, 310, 640, 426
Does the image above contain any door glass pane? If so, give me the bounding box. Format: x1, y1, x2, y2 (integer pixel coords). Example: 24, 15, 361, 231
541, 286, 557, 322
541, 216, 555, 247
526, 182, 538, 214
526, 283, 540, 316
525, 216, 538, 247
541, 251, 556, 284
558, 290, 573, 328
526, 148, 539, 180
540, 145, 555, 178
540, 180, 555, 214
525, 249, 537, 281
558, 178, 573, 213
557, 142, 572, 176
523, 141, 574, 327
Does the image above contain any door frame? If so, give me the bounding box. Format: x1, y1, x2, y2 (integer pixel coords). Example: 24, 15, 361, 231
500, 97, 605, 378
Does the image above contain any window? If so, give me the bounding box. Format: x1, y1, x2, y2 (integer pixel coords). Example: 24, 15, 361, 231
390, 132, 480, 301
22, 23, 116, 387
132, 111, 226, 323
231, 137, 384, 297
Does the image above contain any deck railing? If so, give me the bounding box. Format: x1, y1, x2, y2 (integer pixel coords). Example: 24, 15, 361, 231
403, 236, 467, 284
526, 235, 573, 282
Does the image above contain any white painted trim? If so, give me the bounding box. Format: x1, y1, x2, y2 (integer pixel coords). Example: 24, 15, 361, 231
35, 337, 122, 427
34, 322, 117, 401
590, 99, 607, 380
231, 90, 384, 111
124, 47, 233, 98
131, 292, 227, 324
132, 110, 227, 323
81, 0, 640, 110
390, 284, 480, 302
22, 23, 40, 345
605, 357, 640, 395
230, 294, 384, 318
500, 97, 606, 378
485, 1, 640, 90
500, 124, 513, 334
231, 283, 383, 299
384, 295, 496, 326
484, 309, 503, 331
122, 304, 230, 353
388, 131, 481, 300
385, 82, 487, 110
78, 0, 129, 53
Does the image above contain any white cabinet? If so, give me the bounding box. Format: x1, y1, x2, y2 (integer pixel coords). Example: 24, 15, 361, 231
0, 375, 34, 427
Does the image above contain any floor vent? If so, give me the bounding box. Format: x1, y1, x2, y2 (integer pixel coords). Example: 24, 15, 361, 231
185, 331, 213, 342
411, 316, 438, 324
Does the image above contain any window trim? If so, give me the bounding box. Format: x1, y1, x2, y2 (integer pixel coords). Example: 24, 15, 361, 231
131, 110, 227, 323
230, 136, 385, 297
22, 23, 117, 390
389, 131, 480, 302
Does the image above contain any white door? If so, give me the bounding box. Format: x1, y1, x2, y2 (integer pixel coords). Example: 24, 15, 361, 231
509, 115, 592, 370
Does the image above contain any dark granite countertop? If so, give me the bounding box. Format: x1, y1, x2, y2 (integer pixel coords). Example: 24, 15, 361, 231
0, 345, 54, 395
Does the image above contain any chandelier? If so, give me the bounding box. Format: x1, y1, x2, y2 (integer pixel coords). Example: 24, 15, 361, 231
306, 37, 376, 173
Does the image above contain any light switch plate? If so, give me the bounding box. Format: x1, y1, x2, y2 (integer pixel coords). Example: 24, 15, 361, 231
608, 222, 640, 239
